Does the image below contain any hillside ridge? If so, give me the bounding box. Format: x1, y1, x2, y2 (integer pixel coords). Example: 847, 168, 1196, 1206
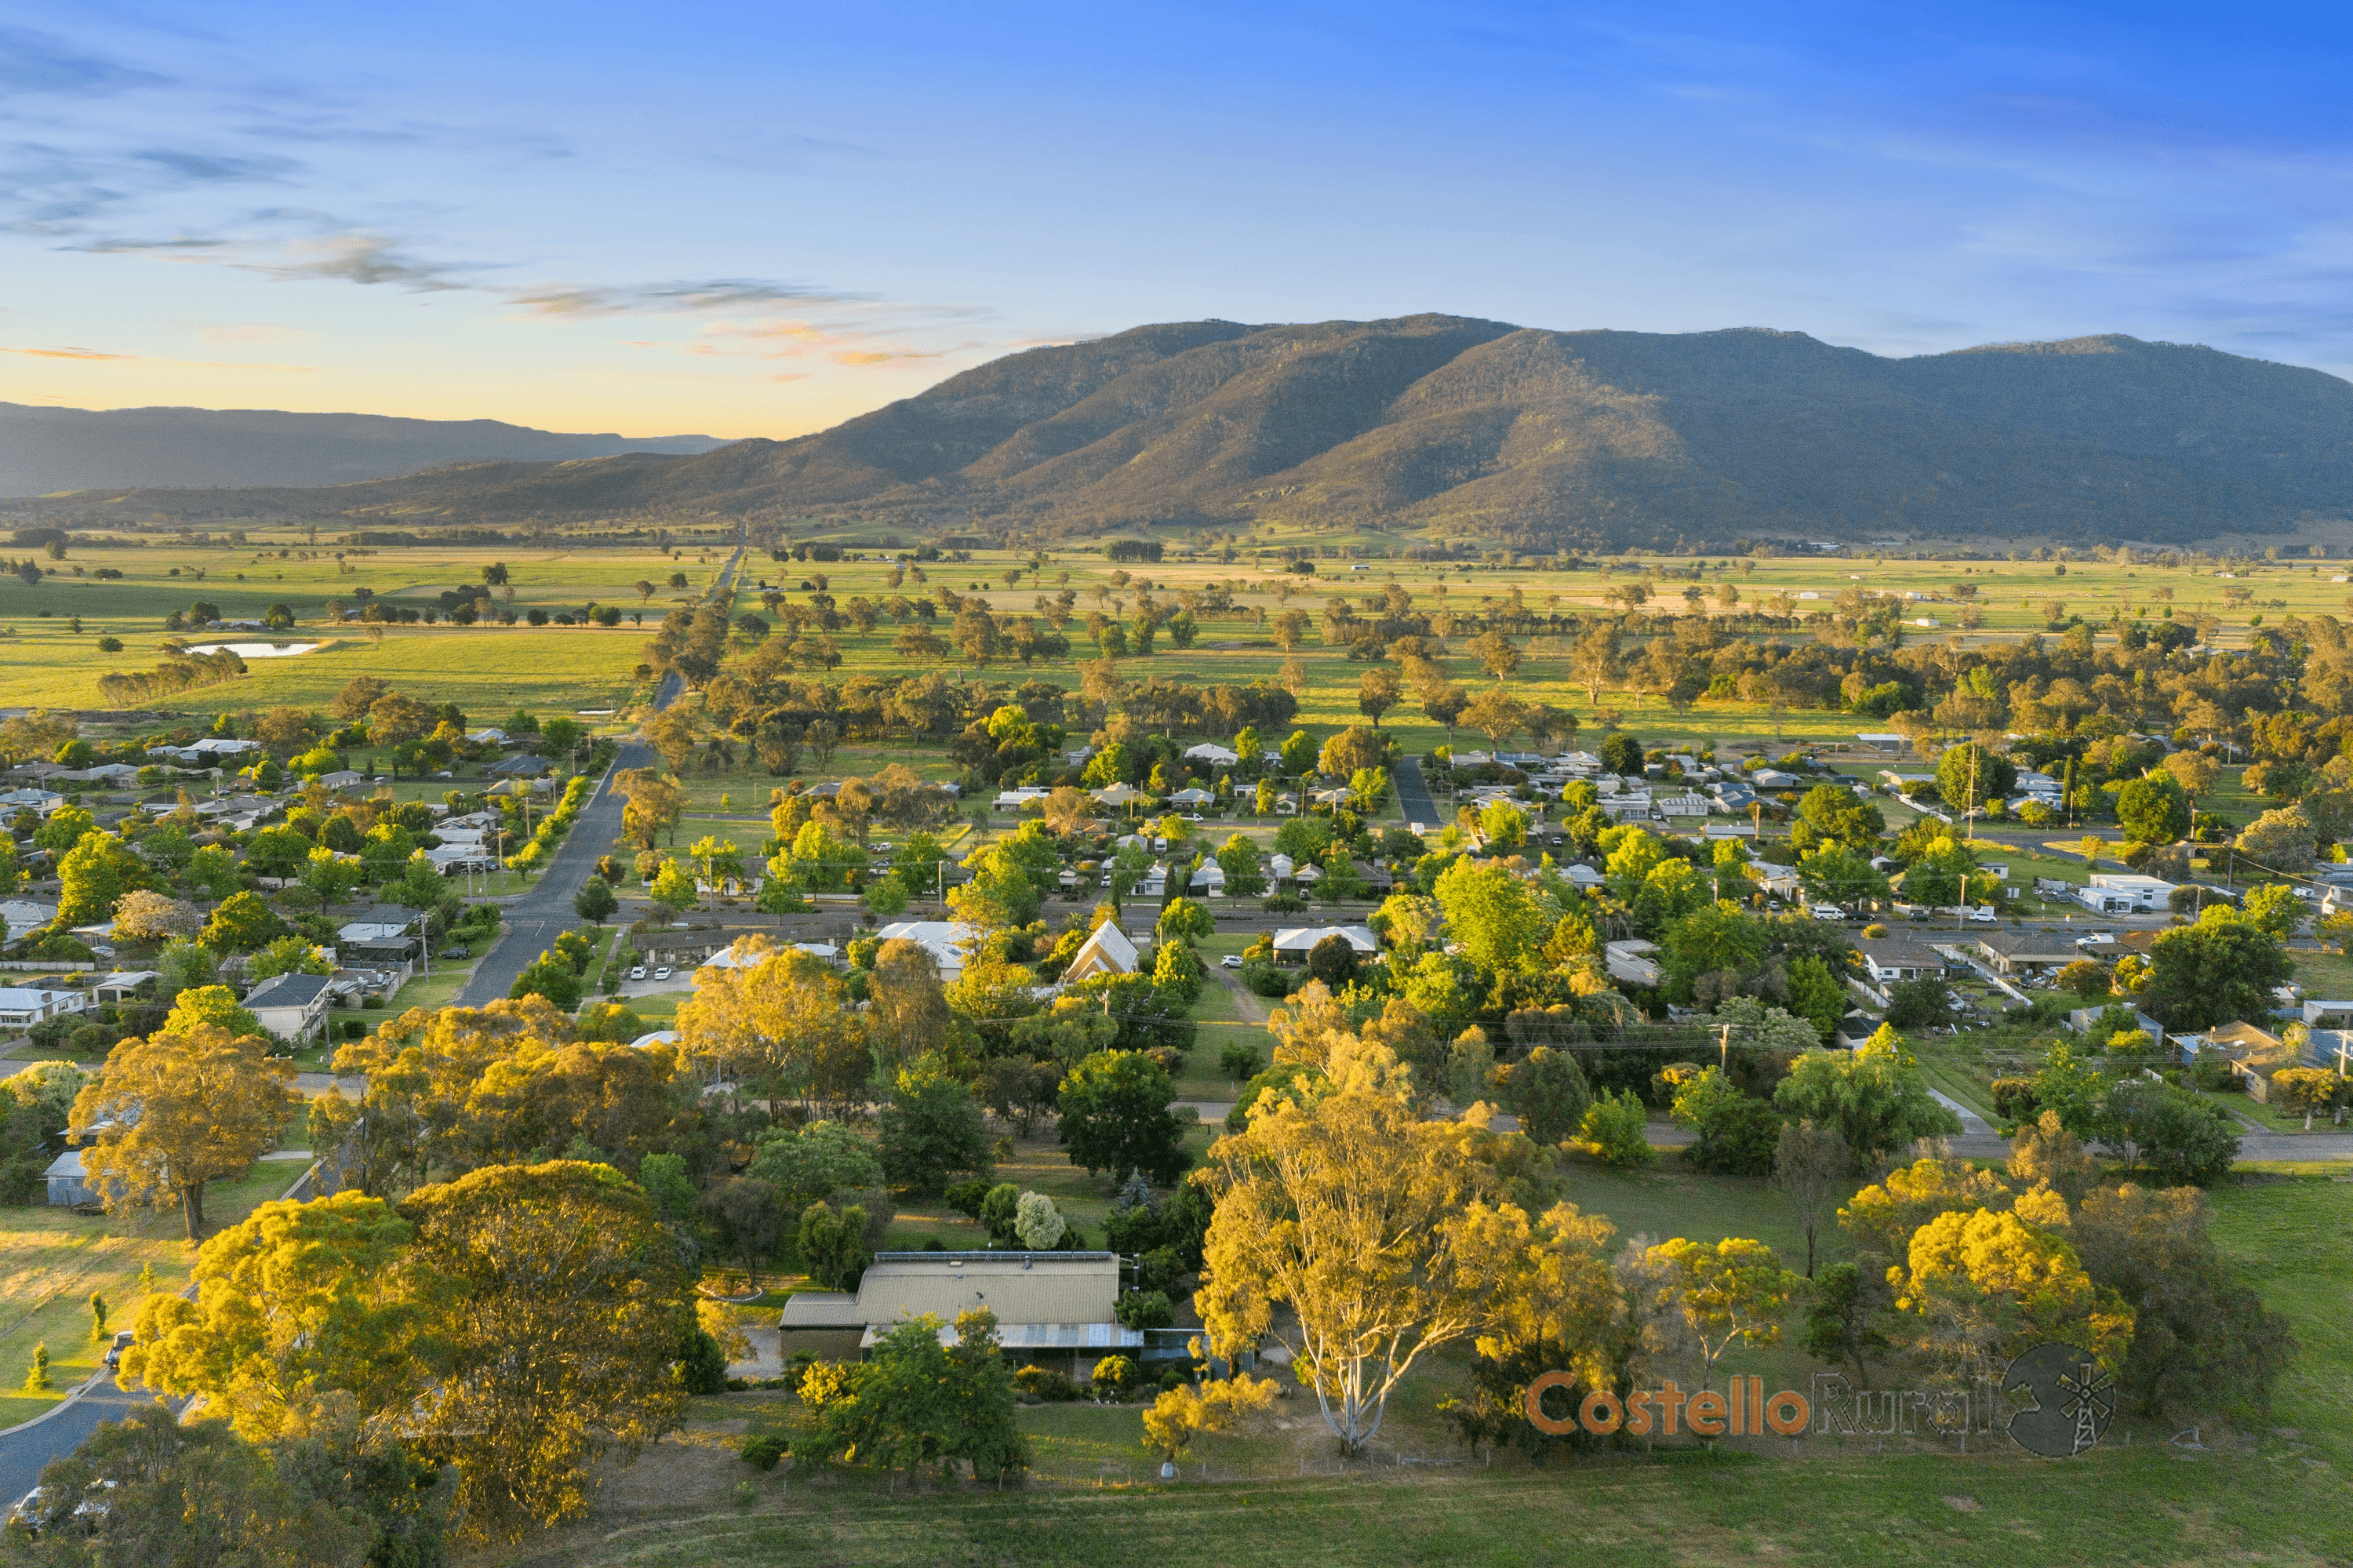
15, 318, 2351, 549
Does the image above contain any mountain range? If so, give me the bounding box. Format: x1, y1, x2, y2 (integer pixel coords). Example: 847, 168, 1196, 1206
15, 316, 2353, 549
0, 404, 728, 496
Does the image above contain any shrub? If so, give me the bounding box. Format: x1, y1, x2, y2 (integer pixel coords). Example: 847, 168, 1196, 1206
1115, 1289, 1175, 1330
1990, 1078, 2039, 1120
1239, 956, 1293, 998
1091, 1354, 1142, 1402
1575, 1090, 1657, 1168
740, 1434, 788, 1470
1218, 1039, 1262, 1080
1137, 1245, 1187, 1294
1016, 1365, 1080, 1402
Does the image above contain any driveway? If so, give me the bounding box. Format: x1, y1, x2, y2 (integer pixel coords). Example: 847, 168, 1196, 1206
1392, 756, 1439, 831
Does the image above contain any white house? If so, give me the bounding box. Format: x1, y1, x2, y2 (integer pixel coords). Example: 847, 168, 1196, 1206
0, 988, 88, 1030
0, 788, 66, 816
1182, 743, 1239, 766
91, 971, 159, 1004
1270, 926, 1377, 963
1169, 787, 1216, 807
0, 900, 59, 933
2078, 874, 2175, 914
1061, 922, 1140, 984
1603, 939, 1662, 988
873, 920, 982, 980
242, 971, 333, 1044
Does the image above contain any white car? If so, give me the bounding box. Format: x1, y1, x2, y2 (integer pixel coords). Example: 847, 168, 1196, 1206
1220, 954, 1243, 970
1968, 908, 1997, 923
653, 966, 674, 982
1809, 904, 1842, 922
629, 966, 646, 981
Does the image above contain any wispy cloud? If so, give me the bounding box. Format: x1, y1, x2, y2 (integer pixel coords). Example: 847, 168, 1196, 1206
0, 342, 312, 371
0, 27, 165, 95
243, 231, 469, 290
507, 278, 863, 317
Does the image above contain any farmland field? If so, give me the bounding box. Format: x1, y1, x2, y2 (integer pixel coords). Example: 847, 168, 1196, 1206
0, 522, 2335, 771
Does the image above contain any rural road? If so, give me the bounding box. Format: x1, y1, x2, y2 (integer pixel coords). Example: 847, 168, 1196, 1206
453, 544, 742, 1008
0, 1376, 169, 1512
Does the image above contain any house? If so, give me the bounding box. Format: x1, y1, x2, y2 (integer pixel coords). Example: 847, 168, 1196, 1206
1270, 926, 1378, 963
1182, 743, 1239, 767
1061, 922, 1139, 984
1878, 771, 1936, 793
1268, 853, 1296, 882
1655, 793, 1712, 818
2067, 1006, 2167, 1052
336, 913, 421, 963
628, 1030, 681, 1050
1562, 862, 1606, 890
0, 788, 66, 816
872, 920, 981, 980
1061, 744, 1096, 769
2186, 1020, 2289, 1099
2077, 874, 2175, 914
242, 971, 333, 1044
2300, 999, 2353, 1028
464, 728, 509, 746
994, 787, 1049, 812
776, 1251, 1140, 1374
1188, 861, 1227, 894
184, 737, 263, 760
1751, 769, 1802, 788
1092, 783, 1144, 808
1854, 938, 1951, 986
0, 900, 59, 933
91, 971, 159, 1004
1854, 733, 1909, 755
1603, 939, 1661, 988
1169, 787, 1217, 808
0, 988, 87, 1030
1973, 930, 2082, 977
314, 769, 366, 791
43, 1149, 100, 1208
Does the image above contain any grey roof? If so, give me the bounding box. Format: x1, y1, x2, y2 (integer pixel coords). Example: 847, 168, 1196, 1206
486, 754, 551, 776
243, 971, 333, 1009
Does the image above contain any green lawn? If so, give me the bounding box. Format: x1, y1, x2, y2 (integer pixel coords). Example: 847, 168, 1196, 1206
0, 1159, 301, 1429
501, 1159, 2353, 1568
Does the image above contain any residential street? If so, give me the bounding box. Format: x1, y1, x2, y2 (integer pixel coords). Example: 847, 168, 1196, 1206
453, 545, 739, 1009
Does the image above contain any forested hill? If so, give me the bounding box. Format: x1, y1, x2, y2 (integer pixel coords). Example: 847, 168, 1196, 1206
0, 404, 727, 495
20, 317, 2353, 550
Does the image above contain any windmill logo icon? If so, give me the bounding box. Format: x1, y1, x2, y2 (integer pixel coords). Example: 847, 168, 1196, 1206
2004, 1342, 2115, 1457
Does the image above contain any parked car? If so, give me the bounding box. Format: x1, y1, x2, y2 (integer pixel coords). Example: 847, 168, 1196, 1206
1220, 954, 1243, 970
1968, 908, 1997, 924
628, 966, 646, 981
653, 966, 673, 982
438, 946, 469, 959
1809, 904, 1842, 922
104, 1330, 135, 1370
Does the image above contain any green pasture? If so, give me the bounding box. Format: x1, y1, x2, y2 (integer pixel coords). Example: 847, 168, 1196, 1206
7, 526, 2337, 770
0, 1159, 302, 1430
498, 1159, 2353, 1568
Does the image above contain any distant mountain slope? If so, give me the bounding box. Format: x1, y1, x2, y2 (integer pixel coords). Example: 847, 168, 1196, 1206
0, 404, 729, 494
20, 319, 2353, 548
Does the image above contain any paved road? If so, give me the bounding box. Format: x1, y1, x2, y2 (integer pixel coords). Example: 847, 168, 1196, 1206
0, 1377, 169, 1508
453, 542, 740, 1009
454, 743, 648, 1007
1392, 757, 1439, 831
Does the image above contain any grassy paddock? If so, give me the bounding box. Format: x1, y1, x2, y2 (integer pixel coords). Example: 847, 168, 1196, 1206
478, 1160, 2353, 1568
0, 1160, 298, 1428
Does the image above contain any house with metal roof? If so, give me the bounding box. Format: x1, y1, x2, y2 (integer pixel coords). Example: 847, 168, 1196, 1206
777, 1251, 1140, 1373
242, 971, 333, 1044
1061, 922, 1139, 984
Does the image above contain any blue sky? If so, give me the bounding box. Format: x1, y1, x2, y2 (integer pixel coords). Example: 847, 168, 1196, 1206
3, 2, 2347, 438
